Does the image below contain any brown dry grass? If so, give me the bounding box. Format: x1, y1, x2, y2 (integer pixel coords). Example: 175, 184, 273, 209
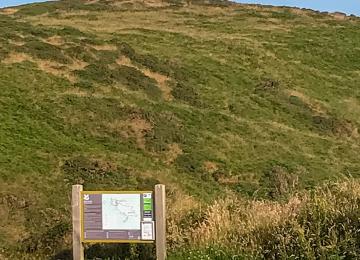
116, 55, 133, 67
1, 52, 88, 83
168, 179, 360, 254
37, 60, 77, 82
1, 52, 31, 64
203, 161, 218, 173
62, 88, 89, 97
43, 36, 65, 46
165, 143, 182, 164
22, 9, 260, 40
108, 116, 152, 149
8, 39, 25, 46
167, 190, 305, 250
90, 44, 117, 51
167, 189, 200, 247
331, 12, 348, 21
0, 8, 18, 15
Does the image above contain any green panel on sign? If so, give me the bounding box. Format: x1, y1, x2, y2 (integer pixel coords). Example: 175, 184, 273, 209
144, 203, 152, 211
143, 198, 152, 210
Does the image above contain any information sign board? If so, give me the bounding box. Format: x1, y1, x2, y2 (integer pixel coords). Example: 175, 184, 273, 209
81, 191, 155, 243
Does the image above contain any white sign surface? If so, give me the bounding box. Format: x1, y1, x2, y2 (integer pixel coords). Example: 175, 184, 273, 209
102, 194, 141, 230
141, 221, 154, 240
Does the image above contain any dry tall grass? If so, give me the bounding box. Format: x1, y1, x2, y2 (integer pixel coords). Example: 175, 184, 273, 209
168, 179, 360, 258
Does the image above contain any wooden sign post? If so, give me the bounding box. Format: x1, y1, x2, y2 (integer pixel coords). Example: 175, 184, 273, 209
72, 184, 166, 260
72, 184, 84, 260
155, 184, 166, 260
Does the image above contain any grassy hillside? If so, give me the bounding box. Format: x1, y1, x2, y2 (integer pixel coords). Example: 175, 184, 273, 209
0, 0, 359, 258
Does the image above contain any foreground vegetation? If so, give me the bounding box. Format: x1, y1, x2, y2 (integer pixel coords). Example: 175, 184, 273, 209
169, 179, 360, 259
0, 0, 359, 258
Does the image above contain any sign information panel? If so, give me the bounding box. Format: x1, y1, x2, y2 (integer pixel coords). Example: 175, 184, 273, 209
81, 191, 155, 243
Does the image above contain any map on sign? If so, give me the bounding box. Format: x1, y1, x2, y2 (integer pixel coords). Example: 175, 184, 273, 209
102, 194, 141, 230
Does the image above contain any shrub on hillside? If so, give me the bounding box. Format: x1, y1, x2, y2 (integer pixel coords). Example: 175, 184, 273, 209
16, 40, 70, 64
113, 65, 162, 99
118, 42, 172, 76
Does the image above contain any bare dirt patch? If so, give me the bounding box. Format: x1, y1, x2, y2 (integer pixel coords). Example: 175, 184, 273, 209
84, 0, 99, 4
36, 60, 76, 82
44, 36, 65, 46
165, 143, 182, 164
116, 55, 134, 67
36, 58, 88, 83
0, 8, 18, 15
68, 59, 88, 71
63, 88, 89, 97
108, 116, 152, 149
143, 0, 170, 8
8, 39, 25, 46
1, 52, 30, 64
217, 175, 239, 185
290, 8, 311, 18
90, 44, 117, 51
1, 52, 87, 82
331, 12, 347, 21
203, 161, 218, 173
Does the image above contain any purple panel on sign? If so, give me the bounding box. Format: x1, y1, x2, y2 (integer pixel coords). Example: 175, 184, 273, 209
85, 231, 107, 239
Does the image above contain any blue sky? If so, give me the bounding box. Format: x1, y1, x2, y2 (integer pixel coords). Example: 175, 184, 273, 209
1, 0, 360, 16
235, 0, 360, 16
0, 0, 51, 8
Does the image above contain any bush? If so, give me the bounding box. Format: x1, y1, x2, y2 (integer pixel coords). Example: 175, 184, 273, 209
113, 66, 162, 98
17, 40, 70, 64
75, 63, 112, 84
65, 45, 96, 63
145, 111, 184, 152
171, 82, 201, 107
118, 42, 172, 76
86, 244, 155, 260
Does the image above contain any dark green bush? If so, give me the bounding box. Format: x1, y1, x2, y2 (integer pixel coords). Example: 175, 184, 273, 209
73, 80, 94, 89
64, 45, 96, 63
118, 42, 172, 76
145, 112, 184, 152
75, 63, 112, 84
21, 222, 70, 254
17, 40, 70, 64
112, 66, 162, 99
86, 243, 155, 260
171, 82, 201, 107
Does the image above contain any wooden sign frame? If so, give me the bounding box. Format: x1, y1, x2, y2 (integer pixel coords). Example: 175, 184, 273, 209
72, 184, 166, 260
80, 190, 154, 244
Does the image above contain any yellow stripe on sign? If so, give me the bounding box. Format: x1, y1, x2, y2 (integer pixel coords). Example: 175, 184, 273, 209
83, 239, 154, 244
81, 191, 153, 194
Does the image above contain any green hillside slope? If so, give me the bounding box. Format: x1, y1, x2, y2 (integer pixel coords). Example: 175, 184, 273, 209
0, 0, 359, 258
